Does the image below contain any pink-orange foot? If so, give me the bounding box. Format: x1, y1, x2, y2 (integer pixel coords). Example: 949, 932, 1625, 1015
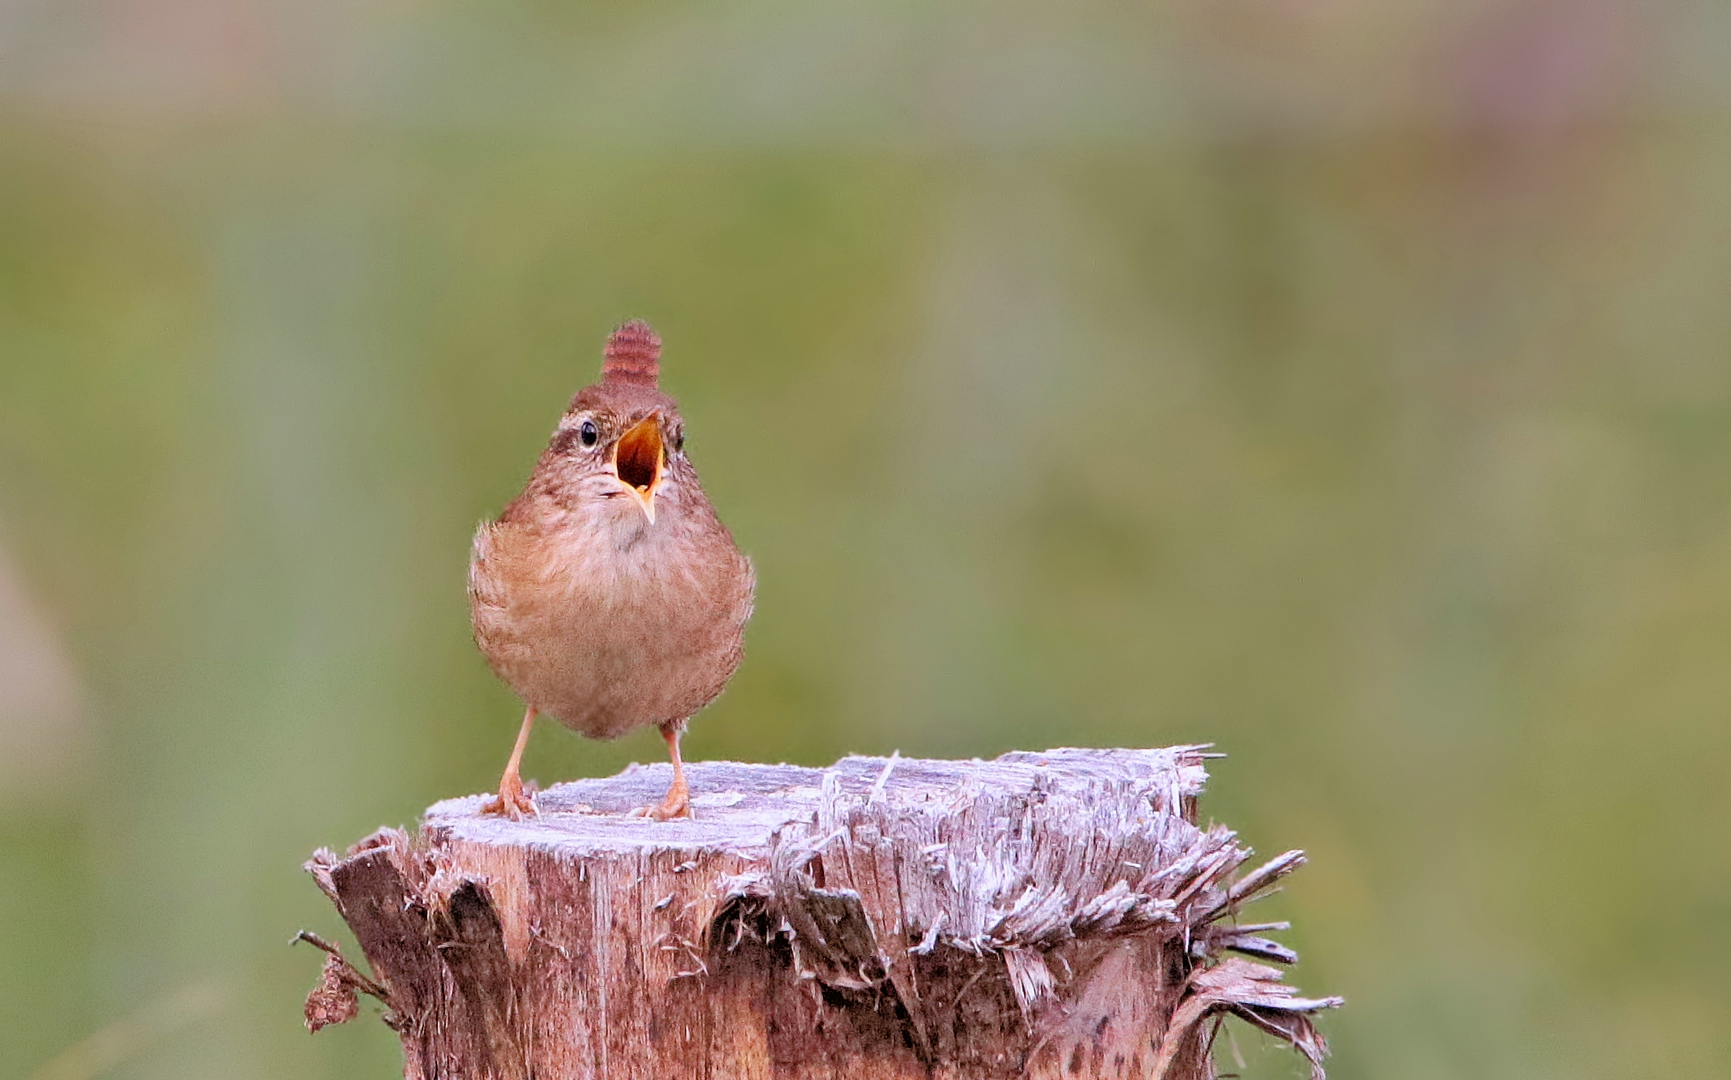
481, 771, 537, 820
633, 775, 691, 821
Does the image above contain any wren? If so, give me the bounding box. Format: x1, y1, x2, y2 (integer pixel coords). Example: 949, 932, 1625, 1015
468, 321, 754, 819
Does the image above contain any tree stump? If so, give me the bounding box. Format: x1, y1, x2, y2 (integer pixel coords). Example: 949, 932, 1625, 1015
302, 747, 1341, 1079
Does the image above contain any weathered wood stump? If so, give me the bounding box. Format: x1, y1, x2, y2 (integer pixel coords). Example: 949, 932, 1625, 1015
303, 747, 1340, 1079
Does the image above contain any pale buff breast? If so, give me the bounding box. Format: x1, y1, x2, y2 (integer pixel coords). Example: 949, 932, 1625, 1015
469, 515, 753, 740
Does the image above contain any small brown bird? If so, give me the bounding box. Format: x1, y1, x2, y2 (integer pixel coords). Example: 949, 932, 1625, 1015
468, 321, 754, 820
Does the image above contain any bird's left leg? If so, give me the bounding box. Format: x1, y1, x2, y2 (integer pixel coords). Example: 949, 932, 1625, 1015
639, 721, 692, 821
481, 705, 539, 819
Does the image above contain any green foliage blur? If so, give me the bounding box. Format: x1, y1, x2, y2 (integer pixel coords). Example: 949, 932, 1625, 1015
3, 2, 1729, 1078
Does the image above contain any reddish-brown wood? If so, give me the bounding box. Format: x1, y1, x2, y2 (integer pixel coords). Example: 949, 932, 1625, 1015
303, 748, 1340, 1079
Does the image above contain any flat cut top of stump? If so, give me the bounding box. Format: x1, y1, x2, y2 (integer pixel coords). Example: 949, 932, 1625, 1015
423, 746, 1210, 856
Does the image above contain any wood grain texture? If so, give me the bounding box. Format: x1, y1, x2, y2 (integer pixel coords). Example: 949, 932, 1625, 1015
304, 748, 1341, 1079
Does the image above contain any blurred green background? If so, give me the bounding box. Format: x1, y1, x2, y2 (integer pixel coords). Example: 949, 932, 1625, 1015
3, 1, 1729, 1078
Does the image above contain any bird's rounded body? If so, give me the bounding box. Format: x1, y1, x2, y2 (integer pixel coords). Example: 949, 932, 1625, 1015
469, 472, 753, 740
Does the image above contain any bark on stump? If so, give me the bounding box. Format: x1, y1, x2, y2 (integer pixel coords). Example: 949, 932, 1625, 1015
303, 746, 1341, 1079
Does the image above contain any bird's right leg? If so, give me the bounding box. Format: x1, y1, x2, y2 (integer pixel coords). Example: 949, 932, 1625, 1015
638, 722, 693, 821
481, 705, 538, 819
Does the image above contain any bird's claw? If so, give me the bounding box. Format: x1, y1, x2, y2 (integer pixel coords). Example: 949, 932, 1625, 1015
630, 789, 692, 821
480, 776, 538, 820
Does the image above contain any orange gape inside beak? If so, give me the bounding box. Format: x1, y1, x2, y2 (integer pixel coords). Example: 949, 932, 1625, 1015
614, 414, 665, 521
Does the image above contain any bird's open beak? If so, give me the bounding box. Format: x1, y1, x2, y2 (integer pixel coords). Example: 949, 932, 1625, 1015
612, 413, 665, 523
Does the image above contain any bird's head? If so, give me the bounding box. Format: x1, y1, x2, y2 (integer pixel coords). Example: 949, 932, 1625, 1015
530, 320, 690, 531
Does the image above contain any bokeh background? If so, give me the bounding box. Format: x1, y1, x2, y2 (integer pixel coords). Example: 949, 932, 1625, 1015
4, 1, 1730, 1077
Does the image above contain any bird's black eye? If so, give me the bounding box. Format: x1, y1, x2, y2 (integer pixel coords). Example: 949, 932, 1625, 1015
579, 420, 599, 447
673, 430, 685, 453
